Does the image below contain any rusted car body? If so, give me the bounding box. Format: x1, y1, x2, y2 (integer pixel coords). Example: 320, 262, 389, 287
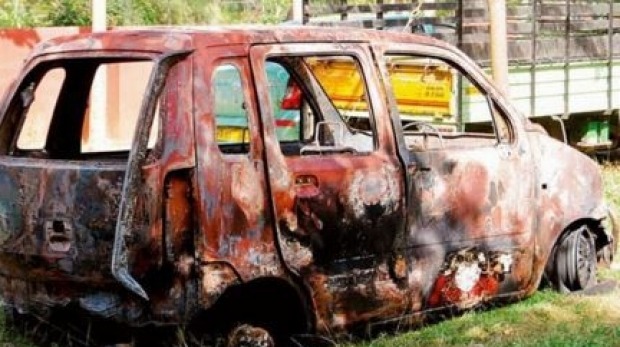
0, 27, 613, 345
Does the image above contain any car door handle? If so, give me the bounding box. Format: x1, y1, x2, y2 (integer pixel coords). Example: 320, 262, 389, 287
408, 164, 430, 175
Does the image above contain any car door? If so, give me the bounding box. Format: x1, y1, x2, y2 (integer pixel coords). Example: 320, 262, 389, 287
250, 43, 409, 328
192, 45, 282, 283
0, 55, 162, 289
374, 42, 537, 310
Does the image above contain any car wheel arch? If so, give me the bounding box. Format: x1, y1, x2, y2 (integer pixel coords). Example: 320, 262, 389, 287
188, 276, 314, 344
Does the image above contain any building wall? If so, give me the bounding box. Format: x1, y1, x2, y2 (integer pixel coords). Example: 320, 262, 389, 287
0, 27, 92, 95
0, 27, 150, 149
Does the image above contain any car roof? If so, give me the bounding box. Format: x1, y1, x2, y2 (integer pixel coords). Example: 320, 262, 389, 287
29, 25, 450, 57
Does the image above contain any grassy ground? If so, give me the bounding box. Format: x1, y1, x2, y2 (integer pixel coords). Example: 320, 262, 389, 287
2, 164, 620, 347
0, 314, 36, 347
603, 163, 620, 213
349, 290, 620, 347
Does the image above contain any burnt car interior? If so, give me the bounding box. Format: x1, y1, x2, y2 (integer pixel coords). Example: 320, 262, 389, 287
5, 58, 158, 161
212, 54, 377, 156
384, 54, 513, 151
266, 55, 376, 156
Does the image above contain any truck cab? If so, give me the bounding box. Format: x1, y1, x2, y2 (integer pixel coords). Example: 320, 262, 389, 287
0, 27, 613, 345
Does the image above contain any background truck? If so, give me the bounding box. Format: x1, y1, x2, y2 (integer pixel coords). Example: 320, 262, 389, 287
296, 0, 620, 155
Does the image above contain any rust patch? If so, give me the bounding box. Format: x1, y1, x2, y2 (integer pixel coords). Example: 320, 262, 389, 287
428, 248, 515, 309
447, 163, 489, 231
200, 262, 240, 306
231, 162, 264, 226
347, 166, 400, 219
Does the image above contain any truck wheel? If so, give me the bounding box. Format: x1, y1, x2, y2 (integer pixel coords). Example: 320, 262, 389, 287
227, 324, 275, 347
554, 225, 597, 292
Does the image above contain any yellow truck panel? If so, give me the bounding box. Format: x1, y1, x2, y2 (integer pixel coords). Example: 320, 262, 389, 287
308, 58, 454, 119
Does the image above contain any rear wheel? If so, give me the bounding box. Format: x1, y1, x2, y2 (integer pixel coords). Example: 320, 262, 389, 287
227, 324, 275, 347
553, 225, 597, 292
188, 279, 310, 347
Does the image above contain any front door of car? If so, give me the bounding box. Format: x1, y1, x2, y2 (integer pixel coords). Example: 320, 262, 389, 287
250, 43, 408, 328
375, 44, 537, 310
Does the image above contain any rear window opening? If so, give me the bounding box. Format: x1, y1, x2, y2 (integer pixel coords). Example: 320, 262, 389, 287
11, 58, 159, 161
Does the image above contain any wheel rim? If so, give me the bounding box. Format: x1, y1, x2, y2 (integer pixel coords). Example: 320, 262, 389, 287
555, 226, 597, 292
575, 230, 596, 289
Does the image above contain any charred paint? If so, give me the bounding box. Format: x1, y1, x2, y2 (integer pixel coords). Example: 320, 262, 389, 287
0, 162, 124, 279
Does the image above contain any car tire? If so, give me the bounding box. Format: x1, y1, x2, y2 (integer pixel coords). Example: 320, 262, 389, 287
554, 225, 597, 292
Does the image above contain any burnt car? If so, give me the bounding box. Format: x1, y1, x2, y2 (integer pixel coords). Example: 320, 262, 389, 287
0, 27, 614, 346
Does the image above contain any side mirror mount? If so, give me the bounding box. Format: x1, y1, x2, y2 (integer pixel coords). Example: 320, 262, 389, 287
300, 121, 355, 155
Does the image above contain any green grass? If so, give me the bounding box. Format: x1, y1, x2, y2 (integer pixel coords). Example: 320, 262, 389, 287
348, 290, 620, 347
602, 163, 620, 212
0, 313, 37, 347
2, 164, 620, 347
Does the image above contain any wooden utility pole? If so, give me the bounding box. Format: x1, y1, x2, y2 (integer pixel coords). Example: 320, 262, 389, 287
292, 0, 304, 23
488, 0, 509, 95
90, 0, 107, 149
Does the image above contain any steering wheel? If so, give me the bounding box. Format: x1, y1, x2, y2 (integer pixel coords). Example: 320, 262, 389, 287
401, 120, 444, 149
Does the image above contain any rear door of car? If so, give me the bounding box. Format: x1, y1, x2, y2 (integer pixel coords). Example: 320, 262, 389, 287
0, 53, 161, 288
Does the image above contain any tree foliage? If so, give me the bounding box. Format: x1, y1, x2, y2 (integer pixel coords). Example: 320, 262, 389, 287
44, 0, 91, 26
0, 0, 296, 28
